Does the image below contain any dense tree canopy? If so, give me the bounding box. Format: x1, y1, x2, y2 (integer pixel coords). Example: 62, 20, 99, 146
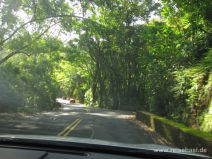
0, 0, 211, 132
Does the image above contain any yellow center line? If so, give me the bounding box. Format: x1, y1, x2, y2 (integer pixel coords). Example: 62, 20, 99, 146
57, 119, 80, 136
63, 119, 82, 137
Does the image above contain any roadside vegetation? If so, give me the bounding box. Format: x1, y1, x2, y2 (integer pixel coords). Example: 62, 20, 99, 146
0, 0, 211, 132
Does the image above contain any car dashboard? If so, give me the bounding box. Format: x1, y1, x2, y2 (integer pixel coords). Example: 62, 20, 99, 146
0, 135, 210, 159
0, 147, 141, 159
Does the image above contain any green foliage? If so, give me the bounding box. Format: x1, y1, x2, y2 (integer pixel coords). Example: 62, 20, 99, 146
201, 100, 212, 132
172, 50, 212, 131
0, 75, 24, 112
0, 36, 64, 112
84, 88, 92, 106
53, 44, 90, 102
1, 55, 59, 112
84, 88, 98, 107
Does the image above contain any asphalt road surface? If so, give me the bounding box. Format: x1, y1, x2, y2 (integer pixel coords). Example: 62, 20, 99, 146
0, 99, 168, 145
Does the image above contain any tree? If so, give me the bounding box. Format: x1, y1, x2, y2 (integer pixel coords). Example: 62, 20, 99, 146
0, 0, 82, 64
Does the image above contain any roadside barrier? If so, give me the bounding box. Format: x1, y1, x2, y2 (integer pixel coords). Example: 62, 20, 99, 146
136, 111, 212, 156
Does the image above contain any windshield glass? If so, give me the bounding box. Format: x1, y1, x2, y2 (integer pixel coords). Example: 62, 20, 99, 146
0, 0, 211, 156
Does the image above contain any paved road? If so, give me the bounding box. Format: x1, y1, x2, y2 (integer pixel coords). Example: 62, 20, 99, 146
0, 99, 166, 145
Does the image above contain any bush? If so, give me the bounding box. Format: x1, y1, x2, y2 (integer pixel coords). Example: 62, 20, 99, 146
172, 49, 212, 131
0, 82, 24, 112
84, 88, 93, 106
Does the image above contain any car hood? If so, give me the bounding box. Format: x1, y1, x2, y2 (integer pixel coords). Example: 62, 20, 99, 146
0, 134, 210, 158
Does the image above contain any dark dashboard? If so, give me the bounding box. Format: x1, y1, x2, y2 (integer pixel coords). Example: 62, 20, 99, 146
0, 135, 210, 159
0, 147, 142, 159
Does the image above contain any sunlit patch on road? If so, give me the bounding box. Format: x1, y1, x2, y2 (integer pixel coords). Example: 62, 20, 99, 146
43, 112, 69, 116
62, 107, 72, 111
15, 123, 38, 129
86, 112, 134, 119
73, 104, 86, 108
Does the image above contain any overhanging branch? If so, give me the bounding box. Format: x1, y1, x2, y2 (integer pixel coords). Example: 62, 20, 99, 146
0, 14, 87, 45
0, 22, 57, 65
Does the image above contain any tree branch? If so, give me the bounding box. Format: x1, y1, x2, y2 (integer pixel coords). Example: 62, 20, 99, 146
0, 22, 57, 65
0, 14, 87, 45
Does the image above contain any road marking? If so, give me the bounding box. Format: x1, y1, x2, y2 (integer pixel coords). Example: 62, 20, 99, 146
63, 119, 82, 136
57, 119, 80, 136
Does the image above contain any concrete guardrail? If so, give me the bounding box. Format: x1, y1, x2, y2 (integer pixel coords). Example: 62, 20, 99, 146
136, 111, 212, 156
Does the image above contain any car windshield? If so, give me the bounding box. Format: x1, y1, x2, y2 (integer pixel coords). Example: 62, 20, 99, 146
0, 0, 211, 156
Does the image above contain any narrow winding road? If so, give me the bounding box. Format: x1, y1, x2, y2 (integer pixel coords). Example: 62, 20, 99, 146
0, 99, 168, 145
